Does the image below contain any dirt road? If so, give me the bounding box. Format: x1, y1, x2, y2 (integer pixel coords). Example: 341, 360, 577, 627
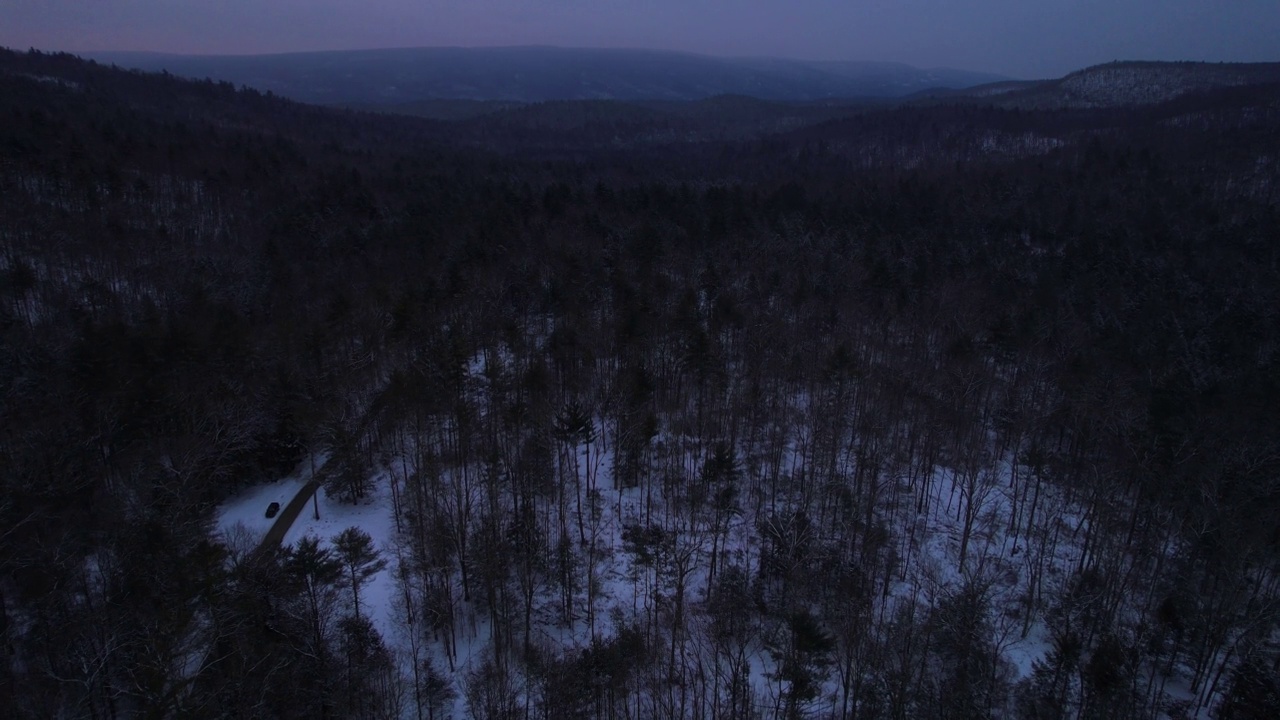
258, 479, 321, 550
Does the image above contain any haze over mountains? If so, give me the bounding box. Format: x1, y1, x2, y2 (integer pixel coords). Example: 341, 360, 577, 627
75, 44, 1280, 126
84, 46, 1008, 104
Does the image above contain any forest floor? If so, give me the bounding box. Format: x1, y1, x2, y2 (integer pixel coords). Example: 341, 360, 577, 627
215, 457, 405, 675
212, 437, 1209, 719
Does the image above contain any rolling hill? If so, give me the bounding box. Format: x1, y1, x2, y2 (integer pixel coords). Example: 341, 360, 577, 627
911, 60, 1280, 108
83, 45, 1006, 104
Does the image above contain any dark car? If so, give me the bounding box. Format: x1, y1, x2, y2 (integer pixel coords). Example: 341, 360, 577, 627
265, 502, 281, 519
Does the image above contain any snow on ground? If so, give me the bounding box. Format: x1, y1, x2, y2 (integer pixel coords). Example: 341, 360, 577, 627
215, 473, 308, 548
1004, 619, 1053, 679
883, 458, 1084, 685
209, 391, 1178, 717
283, 469, 403, 650
214, 455, 402, 653
1162, 675, 1219, 720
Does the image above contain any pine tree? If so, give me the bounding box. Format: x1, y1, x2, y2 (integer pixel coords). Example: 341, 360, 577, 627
1216, 655, 1280, 720
768, 610, 835, 719
332, 527, 388, 620
284, 535, 344, 642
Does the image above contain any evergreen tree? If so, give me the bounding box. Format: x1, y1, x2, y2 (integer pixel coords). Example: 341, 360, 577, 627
333, 527, 388, 620
768, 610, 835, 719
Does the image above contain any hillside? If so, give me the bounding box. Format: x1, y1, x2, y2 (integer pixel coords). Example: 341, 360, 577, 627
2, 48, 1280, 720
913, 60, 1280, 109
83, 46, 1006, 104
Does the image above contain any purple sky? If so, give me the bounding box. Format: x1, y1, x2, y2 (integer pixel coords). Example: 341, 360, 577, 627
4, 0, 1278, 77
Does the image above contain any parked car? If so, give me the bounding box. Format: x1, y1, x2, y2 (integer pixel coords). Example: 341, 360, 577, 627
265, 502, 281, 519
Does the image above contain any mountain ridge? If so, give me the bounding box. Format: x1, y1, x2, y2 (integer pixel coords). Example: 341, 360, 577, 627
80, 45, 1008, 104
911, 59, 1280, 108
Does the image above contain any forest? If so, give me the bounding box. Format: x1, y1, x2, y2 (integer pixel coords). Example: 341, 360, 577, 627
1, 49, 1279, 719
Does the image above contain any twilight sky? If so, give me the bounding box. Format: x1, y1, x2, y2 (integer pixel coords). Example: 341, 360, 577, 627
3, 0, 1278, 78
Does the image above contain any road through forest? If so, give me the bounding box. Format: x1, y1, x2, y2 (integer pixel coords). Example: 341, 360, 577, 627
259, 479, 321, 550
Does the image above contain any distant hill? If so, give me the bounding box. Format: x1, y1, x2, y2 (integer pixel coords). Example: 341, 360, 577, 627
82, 46, 1007, 104
1044, 61, 1280, 107
912, 61, 1280, 108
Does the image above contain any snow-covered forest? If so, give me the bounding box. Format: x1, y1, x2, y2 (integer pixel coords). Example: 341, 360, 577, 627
2, 50, 1279, 720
